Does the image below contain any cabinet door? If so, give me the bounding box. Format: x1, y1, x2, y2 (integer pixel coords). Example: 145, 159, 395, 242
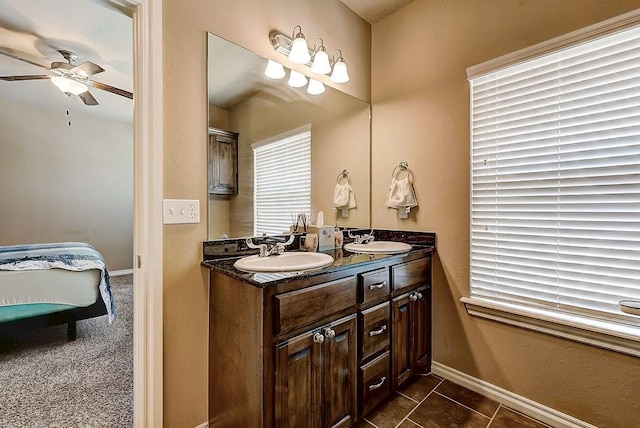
323, 315, 357, 428
412, 285, 431, 373
391, 293, 412, 389
275, 330, 323, 428
208, 128, 238, 195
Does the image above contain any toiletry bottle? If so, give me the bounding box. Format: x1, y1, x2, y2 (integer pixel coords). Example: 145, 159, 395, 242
334, 225, 344, 248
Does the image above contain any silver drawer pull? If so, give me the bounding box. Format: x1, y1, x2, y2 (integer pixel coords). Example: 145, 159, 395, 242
368, 376, 386, 391
368, 325, 387, 337
368, 281, 387, 291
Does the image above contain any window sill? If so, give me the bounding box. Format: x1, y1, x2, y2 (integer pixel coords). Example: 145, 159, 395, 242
460, 297, 640, 358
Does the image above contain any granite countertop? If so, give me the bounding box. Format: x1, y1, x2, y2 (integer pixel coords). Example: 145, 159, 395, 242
201, 244, 435, 288
202, 229, 436, 288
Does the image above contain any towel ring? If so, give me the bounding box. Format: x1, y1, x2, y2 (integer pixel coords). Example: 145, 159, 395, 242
336, 169, 350, 183
392, 161, 413, 181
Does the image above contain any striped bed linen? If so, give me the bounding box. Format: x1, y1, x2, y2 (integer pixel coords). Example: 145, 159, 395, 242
0, 242, 116, 322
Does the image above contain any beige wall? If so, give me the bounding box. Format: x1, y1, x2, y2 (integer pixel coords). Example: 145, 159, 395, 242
208, 105, 231, 239
371, 1, 640, 426
162, 0, 370, 425
0, 98, 133, 271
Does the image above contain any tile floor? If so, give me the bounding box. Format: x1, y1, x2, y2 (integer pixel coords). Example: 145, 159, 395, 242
356, 373, 551, 428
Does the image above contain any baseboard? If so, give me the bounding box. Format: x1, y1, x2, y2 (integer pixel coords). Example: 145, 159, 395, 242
109, 269, 134, 277
431, 361, 596, 428
194, 422, 209, 428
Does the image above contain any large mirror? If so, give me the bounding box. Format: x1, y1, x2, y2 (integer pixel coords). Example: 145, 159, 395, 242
207, 33, 371, 240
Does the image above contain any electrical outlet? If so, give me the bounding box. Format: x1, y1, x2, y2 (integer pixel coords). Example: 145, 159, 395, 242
163, 199, 200, 224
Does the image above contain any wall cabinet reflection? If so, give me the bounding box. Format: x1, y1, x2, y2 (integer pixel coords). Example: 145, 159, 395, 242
208, 127, 238, 196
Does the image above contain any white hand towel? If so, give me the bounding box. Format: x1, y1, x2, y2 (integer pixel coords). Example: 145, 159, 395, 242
386, 177, 418, 209
334, 182, 357, 209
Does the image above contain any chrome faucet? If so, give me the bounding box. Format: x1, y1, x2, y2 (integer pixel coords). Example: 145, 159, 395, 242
348, 230, 375, 245
245, 235, 295, 258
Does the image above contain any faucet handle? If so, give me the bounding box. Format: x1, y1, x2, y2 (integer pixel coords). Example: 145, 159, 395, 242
245, 238, 268, 257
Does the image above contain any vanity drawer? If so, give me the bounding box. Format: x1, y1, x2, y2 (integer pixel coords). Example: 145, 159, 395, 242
392, 258, 430, 294
359, 268, 390, 305
360, 351, 391, 416
275, 276, 357, 335
360, 302, 390, 361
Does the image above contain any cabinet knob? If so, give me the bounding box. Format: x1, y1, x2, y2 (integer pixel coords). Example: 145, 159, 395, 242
409, 293, 418, 302
324, 328, 336, 339
313, 332, 325, 344
416, 292, 423, 300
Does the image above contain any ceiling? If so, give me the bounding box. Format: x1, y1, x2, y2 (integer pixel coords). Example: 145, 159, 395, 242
0, 0, 133, 123
0, 0, 409, 123
339, 0, 414, 24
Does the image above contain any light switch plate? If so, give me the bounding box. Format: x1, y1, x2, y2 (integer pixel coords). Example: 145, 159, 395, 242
163, 199, 200, 224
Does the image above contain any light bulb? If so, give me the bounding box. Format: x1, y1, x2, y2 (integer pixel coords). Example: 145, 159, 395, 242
264, 60, 285, 79
307, 79, 325, 95
288, 70, 308, 88
51, 76, 89, 95
311, 49, 331, 75
330, 58, 350, 84
289, 33, 311, 64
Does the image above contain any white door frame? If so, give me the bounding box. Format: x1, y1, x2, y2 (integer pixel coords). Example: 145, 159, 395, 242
108, 0, 164, 426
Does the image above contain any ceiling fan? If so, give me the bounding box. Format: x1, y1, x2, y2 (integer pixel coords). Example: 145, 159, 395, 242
0, 49, 133, 106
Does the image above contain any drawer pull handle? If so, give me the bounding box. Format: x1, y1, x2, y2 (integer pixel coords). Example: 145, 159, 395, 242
368, 376, 386, 391
368, 281, 387, 291
368, 325, 387, 336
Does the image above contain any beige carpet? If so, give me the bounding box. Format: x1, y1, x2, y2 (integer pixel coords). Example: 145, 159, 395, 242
0, 274, 133, 427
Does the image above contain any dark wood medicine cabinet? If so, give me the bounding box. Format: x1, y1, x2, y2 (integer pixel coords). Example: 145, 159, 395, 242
208, 127, 239, 196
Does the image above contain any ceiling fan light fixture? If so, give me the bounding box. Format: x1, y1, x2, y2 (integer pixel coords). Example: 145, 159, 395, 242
51, 76, 88, 96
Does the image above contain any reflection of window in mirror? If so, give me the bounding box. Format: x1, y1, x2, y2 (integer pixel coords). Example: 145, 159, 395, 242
253, 125, 311, 236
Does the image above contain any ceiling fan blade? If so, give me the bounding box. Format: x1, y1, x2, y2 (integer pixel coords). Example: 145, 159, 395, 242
90, 80, 133, 99
0, 50, 50, 69
72, 61, 105, 77
79, 91, 99, 106
0, 75, 51, 81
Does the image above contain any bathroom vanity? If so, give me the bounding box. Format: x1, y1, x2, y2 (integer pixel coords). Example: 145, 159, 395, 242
202, 231, 435, 427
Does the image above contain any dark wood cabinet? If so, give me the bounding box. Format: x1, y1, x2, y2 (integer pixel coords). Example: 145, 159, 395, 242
392, 285, 431, 390
208, 249, 432, 427
208, 127, 238, 195
275, 315, 357, 428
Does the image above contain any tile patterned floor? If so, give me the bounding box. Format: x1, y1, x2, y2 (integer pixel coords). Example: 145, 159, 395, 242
356, 374, 552, 428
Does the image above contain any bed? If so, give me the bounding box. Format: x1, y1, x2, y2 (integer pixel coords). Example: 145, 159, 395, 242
0, 242, 116, 341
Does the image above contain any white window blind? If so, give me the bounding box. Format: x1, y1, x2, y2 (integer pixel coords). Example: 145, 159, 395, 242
253, 126, 311, 236
469, 24, 640, 327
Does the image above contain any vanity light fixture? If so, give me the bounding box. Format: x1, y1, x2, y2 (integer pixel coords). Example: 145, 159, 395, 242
264, 59, 286, 79
288, 69, 308, 88
310, 39, 331, 75
288, 25, 311, 64
51, 76, 89, 96
269, 26, 350, 85
330, 50, 350, 84
307, 78, 325, 95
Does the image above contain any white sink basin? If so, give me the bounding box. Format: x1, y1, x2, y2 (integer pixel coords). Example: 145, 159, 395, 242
234, 252, 334, 273
344, 241, 412, 254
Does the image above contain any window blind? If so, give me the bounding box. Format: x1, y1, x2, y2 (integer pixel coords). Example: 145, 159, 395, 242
469, 24, 640, 326
253, 126, 311, 236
